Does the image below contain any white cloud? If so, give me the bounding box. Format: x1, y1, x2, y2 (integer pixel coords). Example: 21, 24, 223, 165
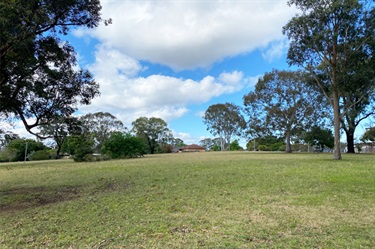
79, 45, 247, 124
261, 38, 290, 63
78, 0, 297, 70
244, 75, 262, 88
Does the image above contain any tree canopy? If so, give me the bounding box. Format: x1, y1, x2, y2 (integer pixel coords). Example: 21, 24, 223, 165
243, 69, 324, 153
303, 126, 335, 151
0, 0, 104, 137
80, 112, 126, 152
362, 127, 375, 142
131, 117, 170, 154
203, 103, 245, 151
283, 0, 375, 159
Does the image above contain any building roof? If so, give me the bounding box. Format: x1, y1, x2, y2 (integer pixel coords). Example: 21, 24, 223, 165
180, 144, 206, 150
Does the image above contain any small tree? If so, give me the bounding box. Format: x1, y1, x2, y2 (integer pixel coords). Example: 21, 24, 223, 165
62, 134, 94, 162
39, 116, 82, 158
303, 126, 334, 152
131, 117, 170, 154
102, 133, 145, 159
230, 140, 243, 151
203, 103, 245, 151
5, 138, 47, 161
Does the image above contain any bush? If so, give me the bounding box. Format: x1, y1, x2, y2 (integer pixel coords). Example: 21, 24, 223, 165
161, 144, 173, 153
102, 133, 145, 159
258, 145, 268, 151
63, 134, 95, 162
29, 150, 50, 161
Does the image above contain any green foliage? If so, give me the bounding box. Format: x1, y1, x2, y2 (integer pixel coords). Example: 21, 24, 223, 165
247, 136, 285, 151
4, 138, 47, 161
39, 116, 82, 157
229, 140, 242, 151
102, 133, 145, 159
203, 103, 245, 151
131, 117, 170, 154
0, 0, 102, 137
362, 127, 375, 142
304, 126, 335, 150
62, 135, 95, 162
29, 150, 51, 161
80, 112, 126, 152
0, 147, 18, 162
211, 145, 221, 151
283, 0, 374, 159
243, 70, 324, 153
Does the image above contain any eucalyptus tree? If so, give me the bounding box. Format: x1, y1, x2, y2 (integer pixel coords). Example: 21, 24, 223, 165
283, 0, 374, 159
203, 103, 245, 151
199, 138, 215, 151
131, 117, 170, 154
39, 116, 82, 157
0, 0, 106, 137
243, 70, 324, 153
80, 112, 126, 151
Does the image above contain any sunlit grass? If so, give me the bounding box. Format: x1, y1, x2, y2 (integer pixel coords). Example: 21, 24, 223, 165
0, 152, 374, 248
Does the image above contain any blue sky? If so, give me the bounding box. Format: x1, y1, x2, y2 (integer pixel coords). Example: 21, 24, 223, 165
67, 0, 298, 146
10, 0, 370, 146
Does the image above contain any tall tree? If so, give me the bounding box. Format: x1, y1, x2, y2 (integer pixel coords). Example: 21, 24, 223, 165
0, 0, 105, 137
199, 138, 215, 151
243, 70, 324, 153
203, 103, 245, 151
39, 116, 82, 157
131, 117, 170, 154
80, 112, 126, 152
283, 0, 374, 159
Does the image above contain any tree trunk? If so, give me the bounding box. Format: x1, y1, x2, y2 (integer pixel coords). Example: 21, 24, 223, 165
345, 129, 355, 153
285, 130, 292, 153
333, 92, 342, 160
219, 136, 225, 151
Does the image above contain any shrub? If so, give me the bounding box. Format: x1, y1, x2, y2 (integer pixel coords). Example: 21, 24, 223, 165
258, 145, 268, 151
29, 150, 50, 161
102, 133, 145, 159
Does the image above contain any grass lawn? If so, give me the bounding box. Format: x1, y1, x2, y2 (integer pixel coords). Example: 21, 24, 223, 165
0, 152, 374, 248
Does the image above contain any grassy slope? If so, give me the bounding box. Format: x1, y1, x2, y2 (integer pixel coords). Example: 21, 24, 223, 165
0, 152, 374, 248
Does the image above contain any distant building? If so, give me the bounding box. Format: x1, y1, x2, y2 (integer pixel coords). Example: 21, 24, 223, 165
355, 143, 374, 153
179, 144, 206, 152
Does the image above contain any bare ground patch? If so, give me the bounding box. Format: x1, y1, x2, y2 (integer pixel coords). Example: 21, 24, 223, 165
0, 178, 132, 213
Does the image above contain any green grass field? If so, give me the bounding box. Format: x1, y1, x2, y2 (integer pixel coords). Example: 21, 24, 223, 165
1, 152, 374, 248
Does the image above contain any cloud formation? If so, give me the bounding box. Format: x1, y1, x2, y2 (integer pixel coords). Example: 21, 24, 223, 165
78, 0, 296, 70
79, 45, 246, 124
74, 1, 297, 142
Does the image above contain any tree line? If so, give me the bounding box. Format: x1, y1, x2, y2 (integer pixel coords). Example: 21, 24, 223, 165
203, 1, 375, 158
0, 113, 188, 162
0, 0, 374, 160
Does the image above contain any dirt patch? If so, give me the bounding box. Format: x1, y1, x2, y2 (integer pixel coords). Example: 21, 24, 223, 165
0, 179, 133, 213
0, 186, 81, 213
